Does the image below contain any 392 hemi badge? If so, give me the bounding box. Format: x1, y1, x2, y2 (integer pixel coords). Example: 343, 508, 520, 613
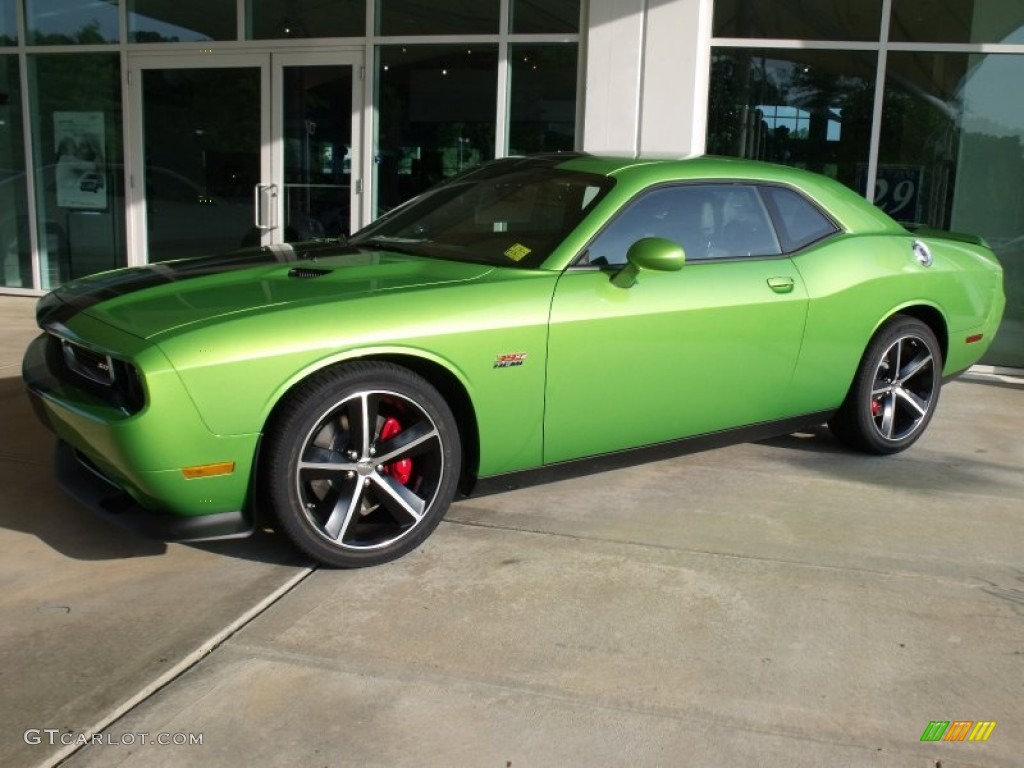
494, 353, 527, 369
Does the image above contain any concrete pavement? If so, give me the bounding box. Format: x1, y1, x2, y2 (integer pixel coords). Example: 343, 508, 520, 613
0, 294, 1021, 767
0, 298, 313, 767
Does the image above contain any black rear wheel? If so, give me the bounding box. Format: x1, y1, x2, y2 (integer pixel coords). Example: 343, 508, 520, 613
262, 362, 461, 567
829, 316, 942, 454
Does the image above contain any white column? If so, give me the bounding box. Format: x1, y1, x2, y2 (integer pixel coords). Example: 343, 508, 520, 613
581, 0, 646, 154
582, 0, 710, 157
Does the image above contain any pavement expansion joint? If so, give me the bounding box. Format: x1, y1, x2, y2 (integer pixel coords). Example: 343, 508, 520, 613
440, 517, 1010, 591
41, 565, 317, 768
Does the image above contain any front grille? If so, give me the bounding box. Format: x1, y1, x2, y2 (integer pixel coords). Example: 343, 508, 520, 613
44, 332, 146, 415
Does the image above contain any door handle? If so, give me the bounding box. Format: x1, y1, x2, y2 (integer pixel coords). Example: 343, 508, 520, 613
254, 184, 278, 231
767, 276, 795, 294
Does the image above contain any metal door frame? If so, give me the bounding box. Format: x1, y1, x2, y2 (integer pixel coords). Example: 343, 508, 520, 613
125, 52, 271, 266
271, 50, 365, 240
126, 48, 364, 266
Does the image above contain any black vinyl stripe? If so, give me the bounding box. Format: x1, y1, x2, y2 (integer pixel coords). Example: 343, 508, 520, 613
38, 245, 301, 326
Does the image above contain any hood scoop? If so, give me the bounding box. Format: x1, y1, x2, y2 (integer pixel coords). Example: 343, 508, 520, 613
288, 267, 332, 279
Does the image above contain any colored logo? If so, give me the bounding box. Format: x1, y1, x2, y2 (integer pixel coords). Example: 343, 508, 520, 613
920, 721, 996, 742
494, 353, 527, 369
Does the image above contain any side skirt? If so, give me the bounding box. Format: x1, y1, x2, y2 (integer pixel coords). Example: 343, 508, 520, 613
469, 411, 835, 497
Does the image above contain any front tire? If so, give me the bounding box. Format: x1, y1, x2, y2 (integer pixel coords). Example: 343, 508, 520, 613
262, 362, 461, 567
829, 316, 942, 455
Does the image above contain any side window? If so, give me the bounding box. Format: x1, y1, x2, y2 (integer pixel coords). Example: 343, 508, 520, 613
760, 186, 838, 252
714, 186, 782, 258
583, 184, 782, 266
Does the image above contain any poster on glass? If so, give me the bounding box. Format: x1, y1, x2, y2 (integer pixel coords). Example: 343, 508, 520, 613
54, 111, 107, 211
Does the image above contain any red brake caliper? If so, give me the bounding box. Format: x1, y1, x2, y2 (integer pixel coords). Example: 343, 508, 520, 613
380, 417, 412, 485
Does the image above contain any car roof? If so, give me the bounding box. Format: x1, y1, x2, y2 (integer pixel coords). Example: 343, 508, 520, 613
546, 153, 903, 235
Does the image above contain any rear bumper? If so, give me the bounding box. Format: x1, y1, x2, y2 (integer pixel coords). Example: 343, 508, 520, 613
53, 440, 253, 542
944, 279, 1006, 376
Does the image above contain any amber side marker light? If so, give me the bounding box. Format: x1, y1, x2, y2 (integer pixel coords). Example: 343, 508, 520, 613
965, 334, 984, 344
181, 462, 235, 479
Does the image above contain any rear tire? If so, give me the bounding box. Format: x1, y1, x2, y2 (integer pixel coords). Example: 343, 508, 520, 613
828, 316, 942, 455
262, 362, 461, 567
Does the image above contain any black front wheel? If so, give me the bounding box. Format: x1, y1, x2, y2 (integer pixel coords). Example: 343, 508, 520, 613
829, 316, 943, 455
262, 362, 461, 567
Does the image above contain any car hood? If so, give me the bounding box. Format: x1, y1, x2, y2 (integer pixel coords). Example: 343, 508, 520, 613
37, 242, 495, 340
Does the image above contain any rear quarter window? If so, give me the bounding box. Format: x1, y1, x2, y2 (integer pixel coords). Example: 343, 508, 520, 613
761, 186, 839, 253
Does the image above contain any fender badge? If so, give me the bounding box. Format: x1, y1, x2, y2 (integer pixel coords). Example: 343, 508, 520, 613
494, 353, 527, 368
912, 240, 933, 267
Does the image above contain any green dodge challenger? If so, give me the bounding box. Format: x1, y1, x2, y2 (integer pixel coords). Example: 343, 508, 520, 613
23, 154, 1005, 567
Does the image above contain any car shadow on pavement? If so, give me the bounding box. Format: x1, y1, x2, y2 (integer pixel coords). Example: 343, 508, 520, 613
757, 424, 848, 454
0, 376, 164, 561
0, 375, 304, 566
189, 527, 311, 567
758, 422, 1020, 497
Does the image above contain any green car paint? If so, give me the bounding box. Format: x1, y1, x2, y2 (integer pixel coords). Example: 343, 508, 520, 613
156, 266, 557, 474
23, 154, 1005, 555
545, 255, 809, 462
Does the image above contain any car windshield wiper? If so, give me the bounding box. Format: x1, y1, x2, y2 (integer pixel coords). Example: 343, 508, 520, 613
352, 235, 430, 256
360, 235, 429, 245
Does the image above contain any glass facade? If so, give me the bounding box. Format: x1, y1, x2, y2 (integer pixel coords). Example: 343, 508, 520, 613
247, 0, 365, 40
707, 49, 876, 194
709, 1, 1024, 367
512, 0, 580, 34
141, 67, 260, 261
1, 0, 16, 45
713, 0, 884, 41
281, 65, 355, 239
0, 55, 29, 288
28, 53, 124, 288
25, 0, 120, 44
890, 0, 1024, 44
376, 0, 500, 36
129, 2, 237, 42
371, 2, 583, 215
376, 45, 498, 214
508, 44, 578, 156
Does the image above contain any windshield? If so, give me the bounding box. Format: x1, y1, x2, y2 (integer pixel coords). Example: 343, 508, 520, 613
349, 160, 614, 269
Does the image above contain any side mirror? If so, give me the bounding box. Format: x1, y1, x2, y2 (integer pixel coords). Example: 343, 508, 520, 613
611, 236, 685, 289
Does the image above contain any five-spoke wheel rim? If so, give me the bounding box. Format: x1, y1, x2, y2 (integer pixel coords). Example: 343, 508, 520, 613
869, 333, 937, 442
295, 389, 444, 551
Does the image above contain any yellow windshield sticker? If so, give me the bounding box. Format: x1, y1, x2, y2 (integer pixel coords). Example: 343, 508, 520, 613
504, 243, 532, 262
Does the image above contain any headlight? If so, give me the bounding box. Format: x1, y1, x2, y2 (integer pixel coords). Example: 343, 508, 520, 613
44, 331, 146, 415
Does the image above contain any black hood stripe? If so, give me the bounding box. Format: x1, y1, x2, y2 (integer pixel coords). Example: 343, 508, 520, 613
37, 244, 302, 327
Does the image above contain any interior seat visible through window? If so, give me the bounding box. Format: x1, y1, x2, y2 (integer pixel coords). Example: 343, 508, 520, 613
581, 183, 784, 266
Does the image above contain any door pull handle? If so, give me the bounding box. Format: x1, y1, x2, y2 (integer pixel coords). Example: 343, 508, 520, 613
767, 276, 795, 294
254, 184, 278, 231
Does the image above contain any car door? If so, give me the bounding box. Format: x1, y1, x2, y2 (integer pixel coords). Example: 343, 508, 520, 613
544, 183, 810, 464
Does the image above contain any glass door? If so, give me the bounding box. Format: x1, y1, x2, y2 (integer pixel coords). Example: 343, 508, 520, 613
127, 53, 271, 264
127, 51, 363, 265
273, 52, 363, 242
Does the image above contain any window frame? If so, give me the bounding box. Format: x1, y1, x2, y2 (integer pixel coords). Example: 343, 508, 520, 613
757, 182, 842, 254
572, 180, 812, 270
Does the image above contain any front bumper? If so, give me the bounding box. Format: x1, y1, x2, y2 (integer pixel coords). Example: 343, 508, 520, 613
24, 330, 260, 540
53, 440, 253, 541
